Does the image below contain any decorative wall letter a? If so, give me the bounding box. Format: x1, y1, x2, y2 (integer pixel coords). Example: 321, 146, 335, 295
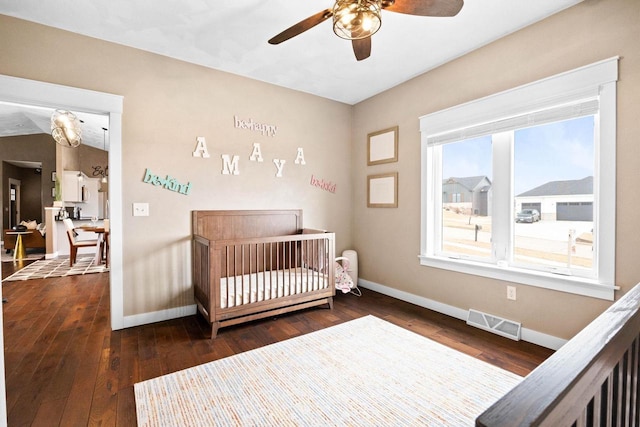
294, 147, 306, 165
249, 143, 264, 162
193, 137, 210, 158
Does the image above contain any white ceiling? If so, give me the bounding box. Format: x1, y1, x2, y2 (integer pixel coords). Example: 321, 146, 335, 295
0, 0, 583, 155
0, 0, 583, 105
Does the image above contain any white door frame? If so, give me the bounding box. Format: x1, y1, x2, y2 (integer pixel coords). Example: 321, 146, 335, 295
0, 74, 124, 424
7, 178, 21, 228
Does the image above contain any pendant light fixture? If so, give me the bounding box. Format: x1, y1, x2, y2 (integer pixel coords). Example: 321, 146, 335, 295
51, 109, 82, 147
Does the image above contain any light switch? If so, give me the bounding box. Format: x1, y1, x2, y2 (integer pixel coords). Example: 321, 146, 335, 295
133, 202, 149, 217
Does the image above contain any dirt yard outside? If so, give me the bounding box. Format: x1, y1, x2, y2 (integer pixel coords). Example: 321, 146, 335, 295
442, 209, 593, 268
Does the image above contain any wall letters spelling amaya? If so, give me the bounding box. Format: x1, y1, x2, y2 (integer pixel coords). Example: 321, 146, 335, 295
194, 137, 305, 178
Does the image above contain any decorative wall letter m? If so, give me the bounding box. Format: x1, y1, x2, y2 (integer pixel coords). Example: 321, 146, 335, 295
222, 154, 240, 175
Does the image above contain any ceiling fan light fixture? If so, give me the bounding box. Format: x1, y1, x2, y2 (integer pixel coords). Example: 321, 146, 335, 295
333, 0, 382, 40
51, 109, 82, 148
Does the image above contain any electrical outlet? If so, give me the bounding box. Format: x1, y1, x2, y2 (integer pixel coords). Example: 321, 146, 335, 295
133, 202, 149, 217
507, 286, 516, 301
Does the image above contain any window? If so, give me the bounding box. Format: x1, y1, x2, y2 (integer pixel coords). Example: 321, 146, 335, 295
440, 136, 492, 262
512, 116, 595, 275
419, 58, 618, 300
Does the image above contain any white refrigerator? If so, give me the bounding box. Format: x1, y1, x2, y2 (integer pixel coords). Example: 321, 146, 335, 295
79, 178, 100, 218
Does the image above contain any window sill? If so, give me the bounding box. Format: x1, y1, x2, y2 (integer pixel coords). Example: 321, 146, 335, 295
418, 255, 617, 300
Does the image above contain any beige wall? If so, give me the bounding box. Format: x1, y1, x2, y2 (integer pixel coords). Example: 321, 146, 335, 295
1, 0, 637, 340
352, 0, 640, 339
0, 15, 353, 317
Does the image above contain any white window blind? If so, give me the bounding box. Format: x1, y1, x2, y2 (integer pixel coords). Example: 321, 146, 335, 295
426, 98, 599, 146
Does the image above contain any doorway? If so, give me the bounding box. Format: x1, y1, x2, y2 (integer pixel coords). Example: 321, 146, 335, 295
0, 73, 124, 420
0, 74, 123, 328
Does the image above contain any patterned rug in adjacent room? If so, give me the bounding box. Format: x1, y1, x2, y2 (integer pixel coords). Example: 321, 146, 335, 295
135, 315, 522, 426
2, 256, 108, 281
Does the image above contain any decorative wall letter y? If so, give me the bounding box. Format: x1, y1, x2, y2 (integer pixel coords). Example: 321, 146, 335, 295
273, 159, 286, 178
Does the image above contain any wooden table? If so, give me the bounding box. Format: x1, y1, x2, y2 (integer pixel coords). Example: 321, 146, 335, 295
75, 225, 109, 266
5, 230, 33, 261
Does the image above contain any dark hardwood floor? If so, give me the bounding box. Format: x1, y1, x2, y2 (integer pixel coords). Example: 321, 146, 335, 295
1, 260, 554, 426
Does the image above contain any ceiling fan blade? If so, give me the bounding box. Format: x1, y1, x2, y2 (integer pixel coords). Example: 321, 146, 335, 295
268, 9, 334, 44
382, 0, 464, 17
352, 38, 371, 61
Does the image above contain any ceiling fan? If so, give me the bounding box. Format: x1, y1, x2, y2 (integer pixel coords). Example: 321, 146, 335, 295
268, 0, 464, 61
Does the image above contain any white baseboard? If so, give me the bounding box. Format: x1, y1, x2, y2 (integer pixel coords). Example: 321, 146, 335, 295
123, 304, 197, 329
358, 279, 566, 350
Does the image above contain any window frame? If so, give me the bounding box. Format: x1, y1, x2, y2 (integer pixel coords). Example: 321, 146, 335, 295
419, 58, 619, 300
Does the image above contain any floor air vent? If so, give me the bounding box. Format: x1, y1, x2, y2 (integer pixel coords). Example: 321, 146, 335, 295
466, 309, 521, 341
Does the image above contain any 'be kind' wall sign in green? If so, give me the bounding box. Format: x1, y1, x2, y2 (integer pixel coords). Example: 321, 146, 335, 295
142, 168, 192, 195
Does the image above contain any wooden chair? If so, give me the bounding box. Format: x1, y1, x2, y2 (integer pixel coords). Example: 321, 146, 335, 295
63, 218, 98, 267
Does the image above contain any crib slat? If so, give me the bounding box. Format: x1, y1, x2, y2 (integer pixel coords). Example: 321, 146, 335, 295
242, 245, 245, 305
308, 239, 311, 291
235, 245, 240, 306
591, 387, 601, 425
224, 246, 231, 307
287, 240, 292, 295
269, 242, 273, 299
630, 338, 639, 425
315, 238, 319, 290
636, 339, 640, 427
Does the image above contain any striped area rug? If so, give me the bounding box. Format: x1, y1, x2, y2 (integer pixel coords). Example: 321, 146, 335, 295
2, 256, 108, 281
134, 315, 522, 426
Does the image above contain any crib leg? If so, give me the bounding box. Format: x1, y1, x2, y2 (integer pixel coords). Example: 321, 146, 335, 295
211, 323, 219, 339
327, 296, 334, 310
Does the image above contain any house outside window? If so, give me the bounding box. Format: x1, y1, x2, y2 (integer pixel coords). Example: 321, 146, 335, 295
419, 58, 618, 300
443, 176, 491, 215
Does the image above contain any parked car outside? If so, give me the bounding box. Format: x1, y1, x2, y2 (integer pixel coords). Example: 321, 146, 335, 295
516, 209, 540, 223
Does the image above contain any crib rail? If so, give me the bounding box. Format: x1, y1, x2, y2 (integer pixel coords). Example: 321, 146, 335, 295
477, 283, 640, 427
193, 231, 335, 327
212, 232, 333, 309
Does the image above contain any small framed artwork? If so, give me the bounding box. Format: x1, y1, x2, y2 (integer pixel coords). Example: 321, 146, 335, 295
51, 187, 56, 197
51, 171, 57, 182
367, 172, 398, 208
367, 126, 398, 166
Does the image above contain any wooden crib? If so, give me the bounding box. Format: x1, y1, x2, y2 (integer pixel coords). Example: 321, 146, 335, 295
477, 282, 640, 426
192, 210, 335, 338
